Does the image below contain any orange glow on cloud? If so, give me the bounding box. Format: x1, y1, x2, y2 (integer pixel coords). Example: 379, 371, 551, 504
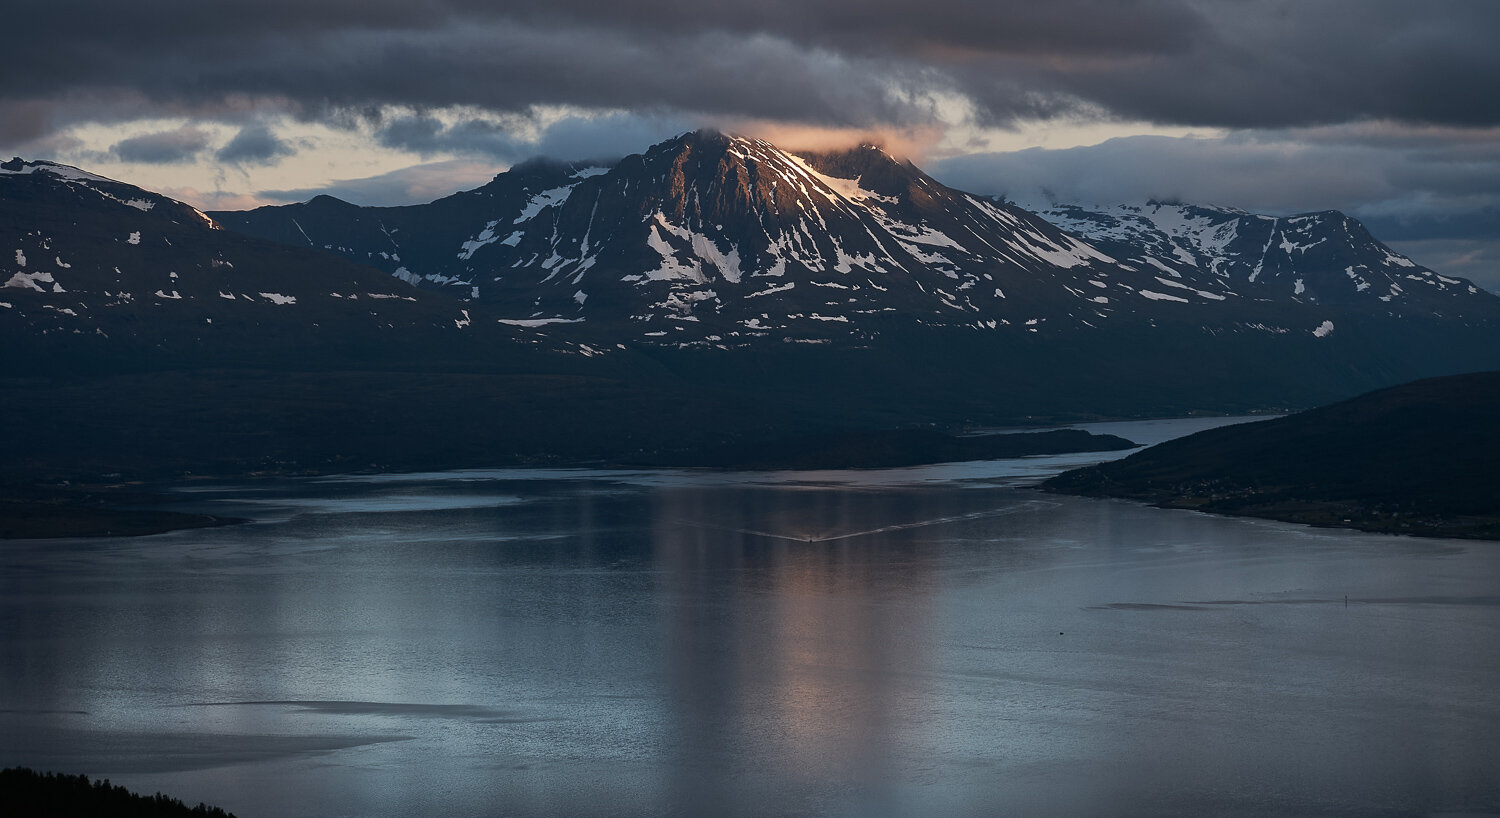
160, 187, 282, 211
709, 119, 949, 163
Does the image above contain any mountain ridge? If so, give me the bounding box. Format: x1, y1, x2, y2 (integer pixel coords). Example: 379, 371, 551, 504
5, 135, 1500, 480
210, 131, 1500, 348
1017, 197, 1489, 316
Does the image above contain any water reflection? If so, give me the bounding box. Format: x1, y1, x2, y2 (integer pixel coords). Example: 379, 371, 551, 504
650, 487, 987, 816
4, 426, 1500, 818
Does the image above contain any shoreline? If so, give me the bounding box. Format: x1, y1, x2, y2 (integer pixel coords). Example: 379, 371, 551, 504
0, 484, 246, 539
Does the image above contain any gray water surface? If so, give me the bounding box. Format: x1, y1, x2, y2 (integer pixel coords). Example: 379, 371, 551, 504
3, 417, 1499, 817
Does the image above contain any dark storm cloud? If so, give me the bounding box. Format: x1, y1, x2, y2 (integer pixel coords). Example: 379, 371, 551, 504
1020, 0, 1500, 129
930, 135, 1395, 212
372, 110, 692, 164
110, 125, 212, 164
260, 160, 504, 206
216, 123, 294, 165
7, 1, 1498, 135
930, 127, 1500, 216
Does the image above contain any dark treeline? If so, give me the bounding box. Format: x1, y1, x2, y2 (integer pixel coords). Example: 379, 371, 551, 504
0, 768, 236, 818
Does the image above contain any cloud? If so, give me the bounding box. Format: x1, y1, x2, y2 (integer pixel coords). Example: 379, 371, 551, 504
216, 123, 294, 165
373, 114, 523, 160
256, 159, 506, 207
527, 112, 695, 165
0, 99, 55, 145
370, 109, 693, 165
4, 0, 1497, 292
712, 120, 948, 164
110, 125, 212, 164
3, 1, 1496, 140
159, 187, 283, 212
928, 127, 1500, 214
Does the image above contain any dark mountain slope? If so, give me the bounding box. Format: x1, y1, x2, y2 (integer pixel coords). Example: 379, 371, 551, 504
0, 157, 551, 372
1044, 371, 1500, 539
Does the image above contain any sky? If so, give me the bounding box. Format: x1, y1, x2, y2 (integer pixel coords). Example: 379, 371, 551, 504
4, 0, 1498, 288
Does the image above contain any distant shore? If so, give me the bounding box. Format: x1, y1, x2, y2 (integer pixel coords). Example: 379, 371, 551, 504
1044, 487, 1500, 541
0, 483, 243, 539
2, 427, 1139, 538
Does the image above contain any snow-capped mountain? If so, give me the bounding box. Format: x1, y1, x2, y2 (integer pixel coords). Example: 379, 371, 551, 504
8, 134, 1500, 445
216, 131, 1499, 349
227, 130, 1169, 343
0, 157, 503, 359
1019, 200, 1488, 315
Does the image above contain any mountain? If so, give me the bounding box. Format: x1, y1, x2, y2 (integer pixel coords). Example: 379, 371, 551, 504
208, 130, 1500, 423
217, 130, 1174, 344
0, 157, 787, 477
215, 131, 1500, 349
1020, 199, 1491, 317
0, 157, 536, 371
1043, 371, 1500, 539
6, 134, 1500, 480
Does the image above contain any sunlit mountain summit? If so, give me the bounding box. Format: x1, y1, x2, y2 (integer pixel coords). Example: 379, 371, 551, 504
213, 130, 1500, 348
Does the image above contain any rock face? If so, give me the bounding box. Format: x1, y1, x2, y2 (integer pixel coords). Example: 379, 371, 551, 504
1043, 371, 1500, 540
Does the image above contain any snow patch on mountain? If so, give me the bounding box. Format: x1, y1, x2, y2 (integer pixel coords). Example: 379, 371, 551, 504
783, 153, 898, 206
459, 220, 506, 260
653, 214, 743, 283
1139, 289, 1189, 303
4, 271, 55, 291
514, 184, 578, 224
644, 215, 709, 283
0, 160, 112, 184
497, 317, 584, 327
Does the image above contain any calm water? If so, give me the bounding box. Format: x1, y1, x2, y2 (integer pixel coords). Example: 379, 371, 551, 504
3, 417, 1500, 818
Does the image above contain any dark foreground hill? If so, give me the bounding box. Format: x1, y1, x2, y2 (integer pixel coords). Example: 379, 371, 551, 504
1044, 371, 1500, 539
0, 767, 235, 817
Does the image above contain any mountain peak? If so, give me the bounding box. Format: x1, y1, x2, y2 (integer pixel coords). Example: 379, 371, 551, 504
208, 129, 1500, 346
306, 193, 356, 208
0, 157, 115, 186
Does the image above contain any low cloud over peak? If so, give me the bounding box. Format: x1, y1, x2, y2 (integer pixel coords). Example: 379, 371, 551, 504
8, 1, 1498, 137
4, 1, 1496, 287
